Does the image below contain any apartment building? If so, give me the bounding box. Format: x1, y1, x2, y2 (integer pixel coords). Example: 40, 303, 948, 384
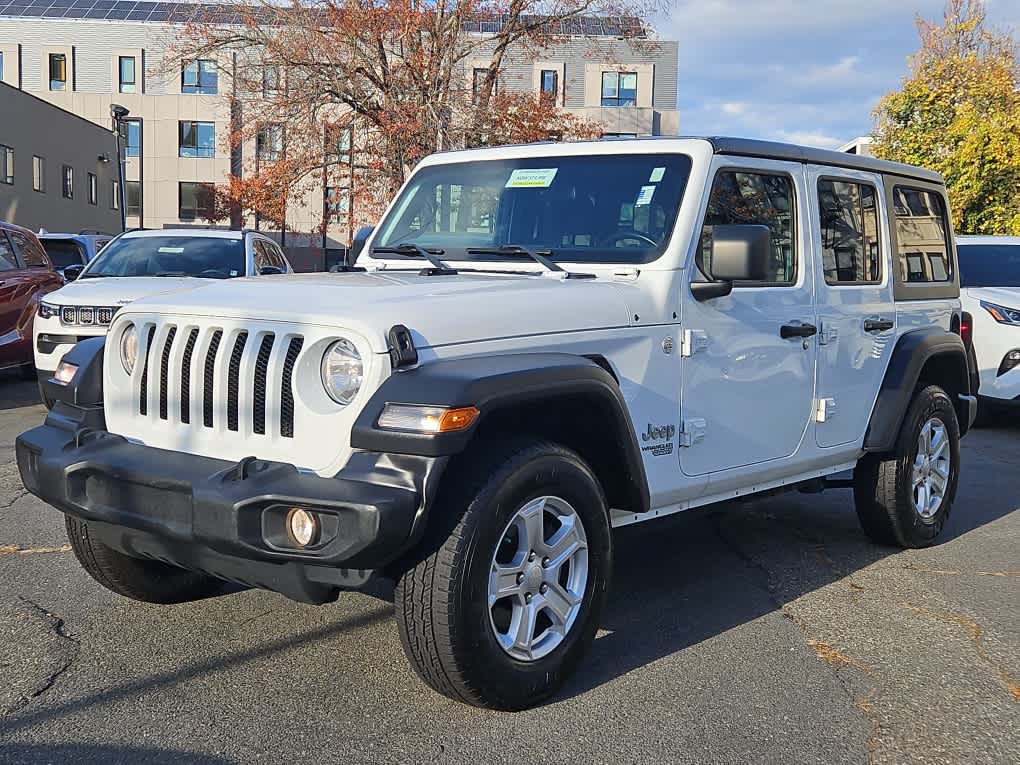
0, 2, 680, 250
0, 81, 121, 234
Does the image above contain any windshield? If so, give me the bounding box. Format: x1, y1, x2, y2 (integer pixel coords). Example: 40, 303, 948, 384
82, 236, 246, 279
373, 153, 693, 264
39, 239, 86, 269
957, 244, 1020, 288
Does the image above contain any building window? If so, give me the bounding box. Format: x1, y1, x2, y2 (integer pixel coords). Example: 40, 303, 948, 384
182, 60, 217, 94
118, 55, 137, 93
124, 119, 141, 158
126, 180, 142, 218
540, 69, 559, 103
601, 71, 637, 107
324, 186, 350, 223
61, 165, 73, 199
262, 65, 279, 97
178, 181, 213, 221
0, 145, 12, 185
87, 172, 97, 205
49, 53, 67, 91
256, 124, 283, 162
325, 125, 352, 161
179, 121, 215, 158
33, 156, 44, 192
112, 180, 119, 209
0, 51, 4, 82
472, 67, 497, 102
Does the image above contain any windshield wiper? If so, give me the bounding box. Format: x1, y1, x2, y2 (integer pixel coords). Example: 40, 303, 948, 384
370, 244, 455, 273
465, 245, 563, 274
154, 271, 192, 277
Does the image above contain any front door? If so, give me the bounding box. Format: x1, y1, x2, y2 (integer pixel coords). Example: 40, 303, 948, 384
680, 159, 816, 476
809, 167, 896, 447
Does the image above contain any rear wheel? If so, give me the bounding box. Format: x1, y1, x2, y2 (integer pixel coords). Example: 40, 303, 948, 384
854, 385, 960, 548
395, 441, 611, 710
65, 516, 225, 604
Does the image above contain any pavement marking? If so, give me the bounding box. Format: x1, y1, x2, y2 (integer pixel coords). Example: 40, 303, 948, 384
0, 545, 72, 556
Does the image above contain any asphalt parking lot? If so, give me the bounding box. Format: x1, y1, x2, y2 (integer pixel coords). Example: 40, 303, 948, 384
1, 371, 1017, 764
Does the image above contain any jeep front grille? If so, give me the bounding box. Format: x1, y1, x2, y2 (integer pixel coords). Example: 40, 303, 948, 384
133, 321, 303, 440
59, 305, 119, 326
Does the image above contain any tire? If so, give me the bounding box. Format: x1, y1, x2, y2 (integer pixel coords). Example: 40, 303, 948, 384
37, 380, 55, 410
853, 385, 960, 548
65, 516, 225, 604
394, 440, 612, 710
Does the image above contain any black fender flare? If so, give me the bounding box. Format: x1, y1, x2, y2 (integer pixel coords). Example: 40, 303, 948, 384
864, 328, 971, 452
352, 352, 649, 512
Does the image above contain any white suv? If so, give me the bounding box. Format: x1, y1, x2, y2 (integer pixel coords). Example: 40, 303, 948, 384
33, 228, 291, 405
956, 235, 1020, 410
17, 138, 976, 710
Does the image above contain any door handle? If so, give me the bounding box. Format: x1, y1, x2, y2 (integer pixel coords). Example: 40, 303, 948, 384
780, 322, 818, 339
863, 318, 894, 333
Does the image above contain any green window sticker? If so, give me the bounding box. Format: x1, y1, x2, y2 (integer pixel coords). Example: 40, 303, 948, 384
505, 168, 558, 188
649, 167, 666, 183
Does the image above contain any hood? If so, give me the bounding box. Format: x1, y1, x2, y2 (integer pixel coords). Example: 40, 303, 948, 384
965, 286, 1020, 308
121, 271, 635, 353
46, 276, 214, 307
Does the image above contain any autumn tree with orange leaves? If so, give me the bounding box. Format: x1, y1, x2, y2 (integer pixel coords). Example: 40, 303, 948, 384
167, 0, 660, 238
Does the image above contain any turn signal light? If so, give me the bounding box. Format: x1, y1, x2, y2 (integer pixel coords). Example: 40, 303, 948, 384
52, 361, 78, 385
377, 404, 480, 433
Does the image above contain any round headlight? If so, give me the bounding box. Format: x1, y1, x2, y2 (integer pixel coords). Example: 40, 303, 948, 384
321, 338, 363, 405
120, 324, 138, 375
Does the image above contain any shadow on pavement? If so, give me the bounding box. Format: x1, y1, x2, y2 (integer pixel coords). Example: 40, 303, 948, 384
0, 373, 42, 412
1, 743, 233, 765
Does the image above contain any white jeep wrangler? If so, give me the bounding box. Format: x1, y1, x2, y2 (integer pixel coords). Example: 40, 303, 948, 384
16, 137, 977, 710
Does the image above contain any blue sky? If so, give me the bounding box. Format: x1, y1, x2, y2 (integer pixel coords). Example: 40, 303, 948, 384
657, 0, 1020, 148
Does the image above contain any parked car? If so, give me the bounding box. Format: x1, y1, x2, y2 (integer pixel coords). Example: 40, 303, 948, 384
37, 230, 116, 278
0, 221, 63, 378
17, 138, 976, 710
956, 235, 1020, 412
33, 228, 292, 406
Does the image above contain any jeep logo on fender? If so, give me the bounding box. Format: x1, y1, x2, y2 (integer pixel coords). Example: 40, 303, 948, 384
642, 423, 676, 442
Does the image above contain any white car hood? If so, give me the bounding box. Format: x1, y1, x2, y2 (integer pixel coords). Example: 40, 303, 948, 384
120, 271, 635, 353
964, 286, 1020, 307
45, 276, 215, 307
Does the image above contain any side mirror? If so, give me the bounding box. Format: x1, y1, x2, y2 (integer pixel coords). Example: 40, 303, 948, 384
348, 226, 374, 266
258, 265, 284, 276
63, 264, 85, 282
692, 224, 772, 301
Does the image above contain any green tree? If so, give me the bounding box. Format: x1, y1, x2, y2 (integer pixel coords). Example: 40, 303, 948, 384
872, 0, 1020, 235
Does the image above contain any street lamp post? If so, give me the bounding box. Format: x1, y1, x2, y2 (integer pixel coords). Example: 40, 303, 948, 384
110, 103, 129, 231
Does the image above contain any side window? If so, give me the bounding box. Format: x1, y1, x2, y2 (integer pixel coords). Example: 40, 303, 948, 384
267, 241, 287, 270
892, 187, 952, 283
252, 239, 271, 272
0, 233, 17, 271
699, 170, 796, 285
818, 179, 882, 284
8, 231, 49, 268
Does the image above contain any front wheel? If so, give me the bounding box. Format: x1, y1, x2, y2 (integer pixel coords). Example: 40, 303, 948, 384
853, 385, 961, 548
395, 441, 612, 710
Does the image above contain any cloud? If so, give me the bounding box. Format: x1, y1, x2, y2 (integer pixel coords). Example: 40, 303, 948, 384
655, 1, 1018, 147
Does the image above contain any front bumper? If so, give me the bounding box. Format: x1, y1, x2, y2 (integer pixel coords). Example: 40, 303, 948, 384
15, 405, 439, 604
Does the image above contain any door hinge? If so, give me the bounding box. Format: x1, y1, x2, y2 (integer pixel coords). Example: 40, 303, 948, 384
681, 329, 709, 357
818, 324, 839, 346
679, 418, 707, 447
815, 397, 837, 423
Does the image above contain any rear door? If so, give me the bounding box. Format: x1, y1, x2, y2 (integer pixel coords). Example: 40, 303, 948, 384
808, 166, 895, 447
0, 232, 27, 364
0, 230, 58, 366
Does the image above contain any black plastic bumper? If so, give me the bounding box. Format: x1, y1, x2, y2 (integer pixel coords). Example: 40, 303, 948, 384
15, 407, 440, 604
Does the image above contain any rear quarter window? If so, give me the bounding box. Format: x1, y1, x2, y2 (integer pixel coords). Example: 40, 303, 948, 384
891, 186, 952, 284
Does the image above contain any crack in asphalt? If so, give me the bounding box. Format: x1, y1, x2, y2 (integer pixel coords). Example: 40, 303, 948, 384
903, 564, 1020, 578
6, 597, 82, 716
900, 602, 1020, 702
0, 545, 72, 556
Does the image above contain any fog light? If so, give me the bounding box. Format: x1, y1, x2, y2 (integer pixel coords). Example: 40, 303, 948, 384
998, 349, 1020, 377
53, 361, 78, 385
286, 507, 320, 548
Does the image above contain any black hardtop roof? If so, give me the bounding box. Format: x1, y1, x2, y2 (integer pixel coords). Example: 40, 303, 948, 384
703, 136, 943, 185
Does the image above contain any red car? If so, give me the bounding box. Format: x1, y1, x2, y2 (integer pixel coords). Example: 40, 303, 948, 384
0, 221, 63, 376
